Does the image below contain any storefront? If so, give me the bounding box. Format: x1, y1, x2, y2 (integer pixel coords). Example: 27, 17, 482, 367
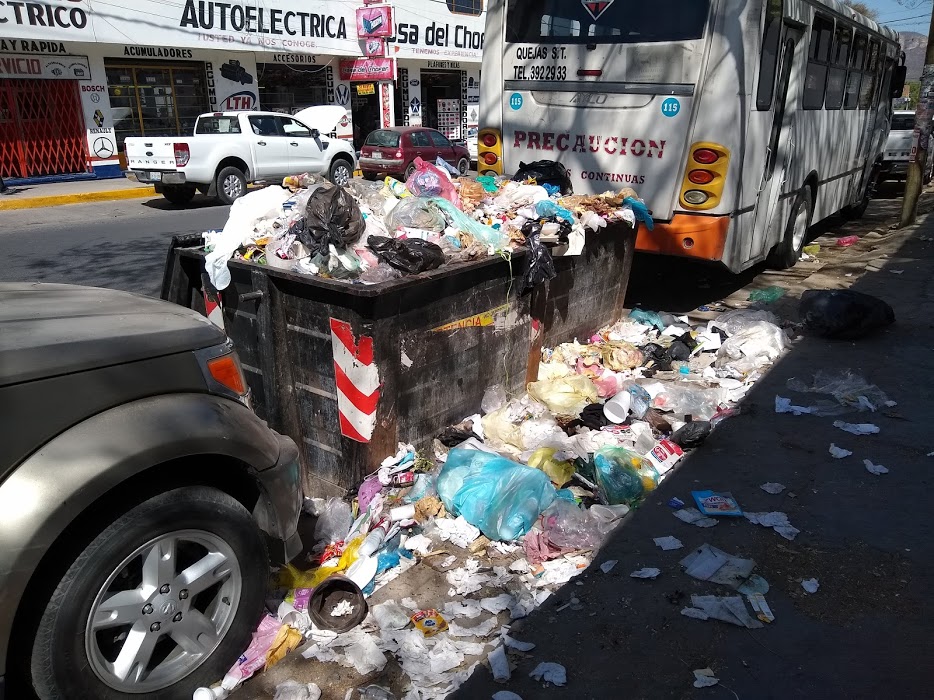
0, 0, 484, 180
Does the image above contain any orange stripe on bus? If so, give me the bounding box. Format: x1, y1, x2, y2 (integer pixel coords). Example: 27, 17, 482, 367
636, 214, 730, 261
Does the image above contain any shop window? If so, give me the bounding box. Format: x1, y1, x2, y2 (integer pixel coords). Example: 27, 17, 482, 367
803, 14, 833, 110
257, 64, 328, 114
825, 23, 851, 110
756, 0, 783, 111
447, 0, 482, 16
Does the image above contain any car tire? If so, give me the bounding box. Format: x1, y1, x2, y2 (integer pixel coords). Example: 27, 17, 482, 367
215, 166, 247, 205
404, 162, 417, 181
162, 185, 197, 207
362, 172, 378, 181
30, 486, 268, 700
768, 186, 813, 270
329, 158, 353, 187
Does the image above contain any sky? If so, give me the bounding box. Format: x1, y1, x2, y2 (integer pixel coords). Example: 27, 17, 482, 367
866, 0, 934, 34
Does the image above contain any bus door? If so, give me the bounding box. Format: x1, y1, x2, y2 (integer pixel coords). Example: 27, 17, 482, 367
749, 30, 802, 262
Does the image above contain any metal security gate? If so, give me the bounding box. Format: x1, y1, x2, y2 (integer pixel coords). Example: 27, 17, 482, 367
0, 79, 87, 178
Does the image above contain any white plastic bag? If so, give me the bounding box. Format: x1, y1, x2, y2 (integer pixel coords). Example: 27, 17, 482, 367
716, 321, 788, 373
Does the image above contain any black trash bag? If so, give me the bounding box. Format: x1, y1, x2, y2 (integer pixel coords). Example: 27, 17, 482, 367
671, 420, 712, 448
438, 419, 481, 447
567, 403, 611, 432
641, 342, 673, 371
300, 185, 365, 257
519, 223, 557, 294
668, 341, 692, 361
513, 160, 574, 194
799, 289, 895, 339
367, 235, 445, 274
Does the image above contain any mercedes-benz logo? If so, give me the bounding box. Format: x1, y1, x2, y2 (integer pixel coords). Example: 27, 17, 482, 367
93, 136, 114, 158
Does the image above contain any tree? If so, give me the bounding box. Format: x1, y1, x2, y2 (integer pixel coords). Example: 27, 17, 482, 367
909, 81, 921, 107
843, 1, 878, 19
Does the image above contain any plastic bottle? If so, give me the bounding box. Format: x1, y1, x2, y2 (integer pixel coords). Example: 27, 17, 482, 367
627, 384, 652, 419
358, 523, 388, 558
837, 235, 859, 247
747, 286, 786, 303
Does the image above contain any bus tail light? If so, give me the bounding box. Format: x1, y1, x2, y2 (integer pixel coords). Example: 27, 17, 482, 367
680, 142, 730, 211
478, 127, 504, 176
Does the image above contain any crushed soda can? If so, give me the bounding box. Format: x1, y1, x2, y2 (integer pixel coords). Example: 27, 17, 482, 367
411, 609, 448, 637
644, 439, 684, 476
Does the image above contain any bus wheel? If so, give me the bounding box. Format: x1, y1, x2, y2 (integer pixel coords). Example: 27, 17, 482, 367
844, 167, 879, 221
768, 187, 812, 270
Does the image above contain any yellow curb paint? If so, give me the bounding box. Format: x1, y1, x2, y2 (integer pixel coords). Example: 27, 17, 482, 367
0, 186, 157, 211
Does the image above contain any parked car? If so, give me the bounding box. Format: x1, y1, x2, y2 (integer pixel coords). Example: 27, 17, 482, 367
879, 111, 915, 182
0, 282, 302, 699
466, 126, 478, 164
125, 106, 355, 206
358, 127, 471, 181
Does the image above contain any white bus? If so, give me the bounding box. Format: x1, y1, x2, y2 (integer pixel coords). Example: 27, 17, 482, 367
478, 0, 905, 271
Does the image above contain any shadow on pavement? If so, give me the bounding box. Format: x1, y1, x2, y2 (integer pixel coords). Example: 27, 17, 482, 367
453, 218, 934, 697
141, 194, 227, 211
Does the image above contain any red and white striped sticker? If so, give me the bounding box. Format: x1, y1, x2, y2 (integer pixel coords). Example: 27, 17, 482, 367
330, 318, 381, 442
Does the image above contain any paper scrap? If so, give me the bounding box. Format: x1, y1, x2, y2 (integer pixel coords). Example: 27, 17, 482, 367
674, 507, 719, 528
760, 482, 786, 494
529, 662, 567, 686
630, 567, 661, 579
447, 617, 498, 638
654, 536, 684, 551
833, 420, 880, 435
503, 635, 536, 652
680, 543, 756, 589
747, 593, 775, 623
863, 459, 889, 475
775, 396, 813, 415
745, 511, 800, 540
693, 668, 720, 688
829, 443, 853, 459
599, 560, 618, 573
682, 594, 763, 629
802, 578, 819, 594
488, 645, 511, 681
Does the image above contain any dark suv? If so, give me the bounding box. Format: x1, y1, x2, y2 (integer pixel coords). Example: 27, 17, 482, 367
0, 283, 302, 699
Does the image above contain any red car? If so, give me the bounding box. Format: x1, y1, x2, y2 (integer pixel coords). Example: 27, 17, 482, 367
359, 127, 471, 181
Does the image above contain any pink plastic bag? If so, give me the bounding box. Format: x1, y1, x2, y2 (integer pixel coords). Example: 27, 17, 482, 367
405, 157, 461, 208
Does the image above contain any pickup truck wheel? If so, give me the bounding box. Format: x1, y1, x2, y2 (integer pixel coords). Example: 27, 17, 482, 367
329, 159, 353, 187
162, 185, 196, 207
30, 486, 267, 700
457, 157, 470, 176
216, 167, 246, 205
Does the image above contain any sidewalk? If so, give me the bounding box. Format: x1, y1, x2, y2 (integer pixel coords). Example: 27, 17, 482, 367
0, 177, 155, 211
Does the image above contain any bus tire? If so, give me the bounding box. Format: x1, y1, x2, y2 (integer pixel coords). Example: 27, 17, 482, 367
768, 187, 812, 270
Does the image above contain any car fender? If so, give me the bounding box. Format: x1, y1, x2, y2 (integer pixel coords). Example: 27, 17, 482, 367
0, 393, 284, 676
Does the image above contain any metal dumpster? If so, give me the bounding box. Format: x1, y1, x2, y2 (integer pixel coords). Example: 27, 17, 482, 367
162, 224, 635, 496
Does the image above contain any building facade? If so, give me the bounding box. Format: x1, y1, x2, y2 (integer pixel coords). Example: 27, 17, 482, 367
0, 0, 484, 180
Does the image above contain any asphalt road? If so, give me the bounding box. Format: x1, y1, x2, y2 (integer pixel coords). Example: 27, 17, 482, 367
0, 194, 230, 297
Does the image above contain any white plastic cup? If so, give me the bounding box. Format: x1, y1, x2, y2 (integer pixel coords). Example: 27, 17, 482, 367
603, 391, 632, 424
390, 504, 416, 521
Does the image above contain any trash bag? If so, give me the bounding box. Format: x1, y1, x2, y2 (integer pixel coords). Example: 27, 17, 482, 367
385, 197, 447, 233
670, 420, 712, 448
623, 196, 654, 230
785, 370, 891, 414
641, 342, 674, 371
535, 199, 575, 223
630, 308, 667, 331
527, 375, 599, 417
527, 447, 576, 487
430, 197, 510, 249
542, 499, 602, 549
513, 160, 573, 194
593, 447, 655, 505
343, 179, 397, 216
716, 321, 788, 373
481, 384, 508, 414
710, 309, 780, 336
437, 447, 557, 541
519, 223, 557, 295
367, 235, 445, 274
314, 497, 353, 543
653, 383, 723, 421
799, 289, 895, 339
405, 157, 460, 207
299, 185, 365, 257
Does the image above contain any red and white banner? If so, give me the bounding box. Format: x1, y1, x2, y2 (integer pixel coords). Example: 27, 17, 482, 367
330, 318, 380, 442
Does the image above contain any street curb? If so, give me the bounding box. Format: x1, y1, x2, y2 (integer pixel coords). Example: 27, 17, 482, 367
0, 186, 157, 211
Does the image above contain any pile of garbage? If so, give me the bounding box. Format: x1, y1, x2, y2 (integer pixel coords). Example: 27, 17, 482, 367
195, 306, 800, 700
201, 159, 653, 292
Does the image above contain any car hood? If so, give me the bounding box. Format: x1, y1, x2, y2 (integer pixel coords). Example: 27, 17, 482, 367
0, 283, 226, 386
292, 105, 347, 134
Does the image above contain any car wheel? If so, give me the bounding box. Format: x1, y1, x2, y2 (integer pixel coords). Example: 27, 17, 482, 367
215, 166, 246, 205
162, 185, 197, 207
768, 186, 813, 270
329, 159, 353, 187
404, 163, 417, 181
457, 157, 470, 176
362, 172, 378, 181
30, 486, 268, 700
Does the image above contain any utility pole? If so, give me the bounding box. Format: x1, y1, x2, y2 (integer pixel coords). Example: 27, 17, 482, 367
900, 8, 934, 227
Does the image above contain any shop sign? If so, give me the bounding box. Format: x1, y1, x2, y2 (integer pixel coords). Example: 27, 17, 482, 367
356, 83, 375, 96
0, 40, 68, 54
356, 5, 393, 38
363, 38, 385, 57
270, 54, 320, 64
0, 53, 90, 81
427, 60, 461, 70
123, 46, 194, 59
339, 57, 395, 82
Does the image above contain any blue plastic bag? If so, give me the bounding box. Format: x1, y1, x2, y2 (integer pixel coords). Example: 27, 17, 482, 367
437, 448, 557, 541
535, 199, 574, 223
624, 196, 654, 231
629, 308, 666, 330
429, 197, 510, 249
593, 446, 646, 505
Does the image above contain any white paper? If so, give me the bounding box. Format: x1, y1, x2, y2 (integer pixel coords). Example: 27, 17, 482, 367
674, 507, 719, 528
833, 420, 880, 435
630, 567, 661, 579
529, 662, 567, 686
829, 443, 853, 459
693, 668, 720, 688
760, 482, 786, 494
447, 617, 499, 638
488, 645, 511, 681
599, 560, 618, 573
864, 459, 889, 475
801, 578, 819, 594
745, 511, 800, 540
775, 396, 814, 415
654, 536, 684, 551
503, 635, 536, 652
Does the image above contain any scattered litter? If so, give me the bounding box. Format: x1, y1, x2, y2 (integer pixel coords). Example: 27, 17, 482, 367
404, 534, 434, 555
440, 555, 457, 568
273, 681, 322, 700
529, 662, 567, 687
668, 497, 686, 509
411, 610, 449, 637
680, 543, 757, 589
775, 396, 815, 415
786, 370, 893, 415
435, 516, 482, 548
443, 599, 484, 620
488, 645, 511, 681
503, 635, 536, 652
891, 270, 904, 274
600, 560, 618, 573
371, 601, 412, 631
448, 617, 498, 638
833, 420, 880, 436
630, 567, 661, 579
801, 578, 820, 594
748, 286, 786, 303
744, 511, 800, 540
864, 459, 889, 475
829, 443, 853, 459
760, 482, 785, 494
673, 507, 718, 528
681, 595, 763, 629
330, 600, 355, 617
492, 692, 524, 700
480, 594, 515, 614
747, 593, 775, 623
654, 536, 684, 551
693, 668, 720, 688
693, 490, 743, 517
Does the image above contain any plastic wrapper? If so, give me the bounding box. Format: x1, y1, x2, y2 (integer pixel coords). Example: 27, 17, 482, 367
623, 196, 654, 230
437, 447, 557, 541
527, 447, 576, 487
476, 175, 500, 192
359, 263, 403, 284
710, 309, 779, 336
527, 375, 599, 417
481, 406, 523, 451
535, 199, 574, 223
297, 185, 365, 257
785, 370, 891, 415
519, 224, 557, 294
273, 681, 322, 700
385, 177, 411, 198
314, 497, 353, 543
435, 155, 460, 176
301, 245, 364, 279
593, 446, 658, 505
653, 384, 724, 421
481, 384, 508, 414
542, 499, 602, 549
367, 235, 444, 274
494, 182, 550, 210
799, 289, 895, 339
405, 157, 460, 207
385, 197, 447, 233
513, 159, 573, 194
629, 308, 666, 330
430, 197, 511, 249
716, 321, 788, 373
344, 179, 397, 217
224, 615, 283, 686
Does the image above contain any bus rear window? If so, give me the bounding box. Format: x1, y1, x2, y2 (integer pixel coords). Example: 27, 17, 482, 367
506, 0, 709, 44
195, 117, 241, 134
